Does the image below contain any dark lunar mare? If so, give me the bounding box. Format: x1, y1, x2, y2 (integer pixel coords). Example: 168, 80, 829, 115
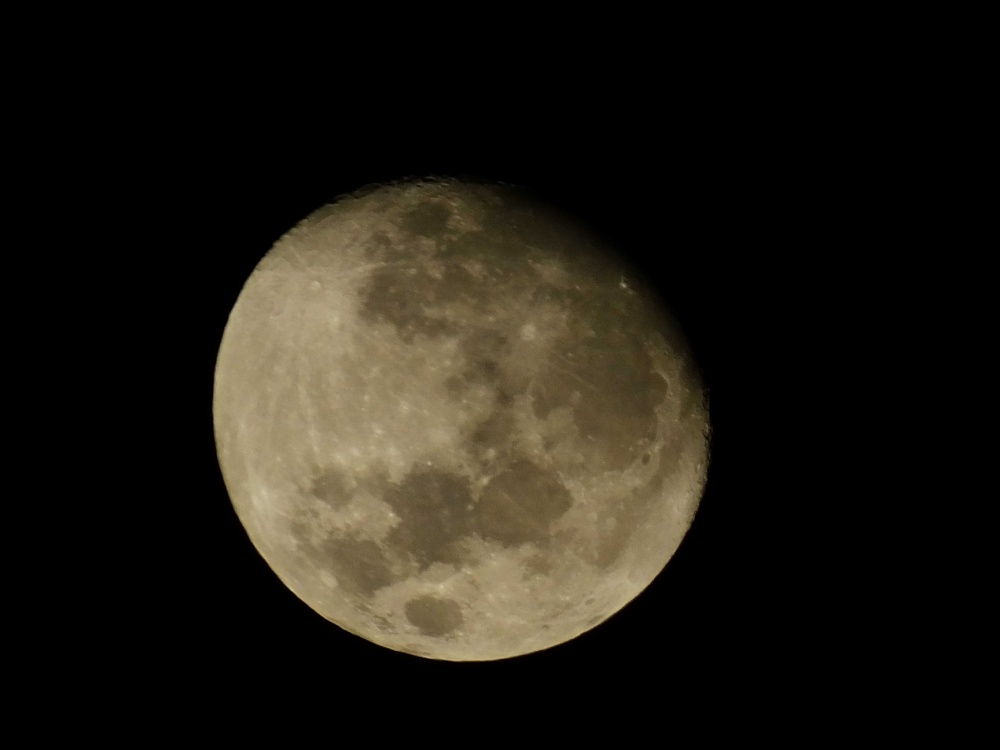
353, 186, 678, 575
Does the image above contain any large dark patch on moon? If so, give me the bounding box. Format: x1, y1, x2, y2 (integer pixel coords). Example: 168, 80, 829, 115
404, 595, 464, 637
382, 468, 476, 569
477, 460, 573, 547
288, 512, 404, 600
308, 467, 353, 509
379, 458, 575, 564
399, 202, 453, 239
357, 266, 461, 343
317, 536, 398, 598
358, 188, 670, 475
527, 279, 669, 473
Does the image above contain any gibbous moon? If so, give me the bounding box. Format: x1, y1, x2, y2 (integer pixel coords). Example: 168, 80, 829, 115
213, 178, 710, 661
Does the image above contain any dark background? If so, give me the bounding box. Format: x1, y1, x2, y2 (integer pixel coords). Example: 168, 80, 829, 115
88, 90, 848, 716
19, 20, 975, 740
26, 23, 950, 730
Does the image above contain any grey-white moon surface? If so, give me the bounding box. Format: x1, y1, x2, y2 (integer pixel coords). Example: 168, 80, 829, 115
213, 178, 710, 661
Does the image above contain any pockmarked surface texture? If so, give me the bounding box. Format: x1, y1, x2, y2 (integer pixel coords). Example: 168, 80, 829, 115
213, 179, 710, 660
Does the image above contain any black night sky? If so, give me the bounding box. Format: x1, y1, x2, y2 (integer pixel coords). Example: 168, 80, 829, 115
98, 93, 842, 718
22, 16, 934, 728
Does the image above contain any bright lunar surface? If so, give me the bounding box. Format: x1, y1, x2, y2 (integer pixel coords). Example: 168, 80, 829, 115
213, 178, 710, 661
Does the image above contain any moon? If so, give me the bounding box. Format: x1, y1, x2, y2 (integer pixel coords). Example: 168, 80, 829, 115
213, 177, 710, 661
